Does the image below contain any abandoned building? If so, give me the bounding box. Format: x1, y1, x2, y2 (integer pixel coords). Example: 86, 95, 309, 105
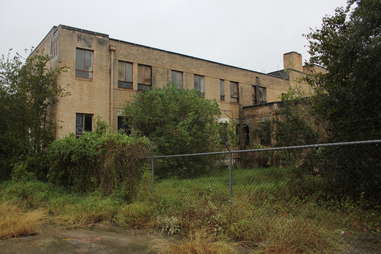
32, 25, 323, 146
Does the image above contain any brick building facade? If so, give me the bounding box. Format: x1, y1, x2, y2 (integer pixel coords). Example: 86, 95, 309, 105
32, 25, 322, 145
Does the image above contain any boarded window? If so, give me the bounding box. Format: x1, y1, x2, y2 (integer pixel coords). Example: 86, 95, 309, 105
171, 70, 183, 88
75, 48, 93, 79
220, 80, 225, 101
118, 61, 133, 89
253, 85, 267, 104
76, 113, 93, 137
194, 75, 205, 97
230, 81, 239, 103
138, 64, 152, 91
117, 116, 131, 135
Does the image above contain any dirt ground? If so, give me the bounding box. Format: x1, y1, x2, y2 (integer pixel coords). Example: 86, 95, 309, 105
1, 225, 380, 254
0, 225, 161, 254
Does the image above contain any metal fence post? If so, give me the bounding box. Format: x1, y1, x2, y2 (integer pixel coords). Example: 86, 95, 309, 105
151, 157, 155, 191
229, 152, 233, 197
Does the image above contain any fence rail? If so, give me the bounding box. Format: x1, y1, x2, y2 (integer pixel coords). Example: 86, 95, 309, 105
149, 139, 381, 159
148, 139, 381, 196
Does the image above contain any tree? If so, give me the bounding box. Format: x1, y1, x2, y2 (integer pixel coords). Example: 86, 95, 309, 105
124, 86, 221, 178
306, 0, 381, 203
0, 52, 65, 180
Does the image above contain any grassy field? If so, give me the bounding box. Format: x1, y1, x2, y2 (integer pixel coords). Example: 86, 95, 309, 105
0, 167, 380, 253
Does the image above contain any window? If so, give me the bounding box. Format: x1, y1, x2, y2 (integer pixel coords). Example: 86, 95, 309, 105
171, 70, 183, 88
75, 113, 93, 137
243, 124, 250, 147
230, 81, 239, 103
75, 48, 93, 79
220, 80, 225, 101
253, 85, 267, 104
194, 74, 205, 97
138, 64, 152, 91
118, 61, 133, 89
117, 116, 131, 135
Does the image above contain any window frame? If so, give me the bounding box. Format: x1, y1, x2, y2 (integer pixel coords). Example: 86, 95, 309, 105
230, 81, 239, 103
220, 79, 225, 101
253, 85, 267, 105
138, 64, 152, 91
75, 48, 94, 80
118, 60, 133, 89
194, 74, 205, 97
75, 113, 93, 137
117, 115, 131, 135
171, 70, 183, 89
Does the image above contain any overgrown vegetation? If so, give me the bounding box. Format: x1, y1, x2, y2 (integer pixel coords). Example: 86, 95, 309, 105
305, 0, 381, 203
1, 168, 379, 252
0, 203, 45, 239
124, 86, 221, 178
0, 52, 66, 180
46, 131, 150, 199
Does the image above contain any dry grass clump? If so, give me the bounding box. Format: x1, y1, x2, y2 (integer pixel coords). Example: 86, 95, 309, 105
0, 203, 45, 239
152, 230, 238, 254
260, 216, 344, 254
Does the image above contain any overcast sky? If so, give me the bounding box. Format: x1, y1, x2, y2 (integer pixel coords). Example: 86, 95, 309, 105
0, 0, 347, 73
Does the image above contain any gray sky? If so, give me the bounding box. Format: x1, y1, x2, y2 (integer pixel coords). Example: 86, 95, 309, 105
0, 0, 347, 73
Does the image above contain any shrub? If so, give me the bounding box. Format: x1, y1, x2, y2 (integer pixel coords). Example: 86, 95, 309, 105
124, 86, 221, 178
46, 132, 150, 199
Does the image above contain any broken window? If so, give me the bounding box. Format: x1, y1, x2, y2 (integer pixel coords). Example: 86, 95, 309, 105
253, 85, 267, 104
230, 81, 239, 103
117, 116, 131, 135
194, 75, 205, 97
76, 113, 93, 137
171, 70, 183, 88
138, 64, 152, 91
118, 61, 133, 89
220, 80, 225, 101
75, 48, 93, 79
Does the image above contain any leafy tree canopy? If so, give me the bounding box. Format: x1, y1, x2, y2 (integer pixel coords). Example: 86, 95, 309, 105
0, 51, 65, 180
306, 0, 381, 203
124, 86, 221, 178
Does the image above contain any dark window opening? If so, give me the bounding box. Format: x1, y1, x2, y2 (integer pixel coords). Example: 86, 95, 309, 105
253, 85, 267, 105
75, 48, 93, 79
220, 80, 225, 101
117, 116, 131, 135
118, 61, 133, 89
243, 125, 250, 147
138, 64, 152, 90
76, 113, 93, 137
230, 81, 239, 103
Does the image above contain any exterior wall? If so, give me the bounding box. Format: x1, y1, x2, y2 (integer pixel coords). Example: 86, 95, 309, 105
33, 25, 316, 138
54, 27, 111, 138
109, 38, 292, 129
241, 103, 282, 147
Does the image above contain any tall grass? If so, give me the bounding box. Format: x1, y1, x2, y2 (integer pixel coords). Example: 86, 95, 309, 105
0, 168, 379, 253
0, 203, 45, 239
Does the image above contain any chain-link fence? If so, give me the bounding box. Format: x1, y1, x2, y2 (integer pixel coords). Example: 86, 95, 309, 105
147, 139, 381, 198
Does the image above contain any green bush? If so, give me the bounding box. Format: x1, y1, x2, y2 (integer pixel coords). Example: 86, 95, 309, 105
46, 132, 150, 200
124, 86, 221, 178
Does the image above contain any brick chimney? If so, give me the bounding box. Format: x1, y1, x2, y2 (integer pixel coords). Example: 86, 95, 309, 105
283, 51, 303, 72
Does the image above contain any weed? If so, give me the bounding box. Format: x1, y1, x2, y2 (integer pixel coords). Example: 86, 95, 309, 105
0, 203, 45, 239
